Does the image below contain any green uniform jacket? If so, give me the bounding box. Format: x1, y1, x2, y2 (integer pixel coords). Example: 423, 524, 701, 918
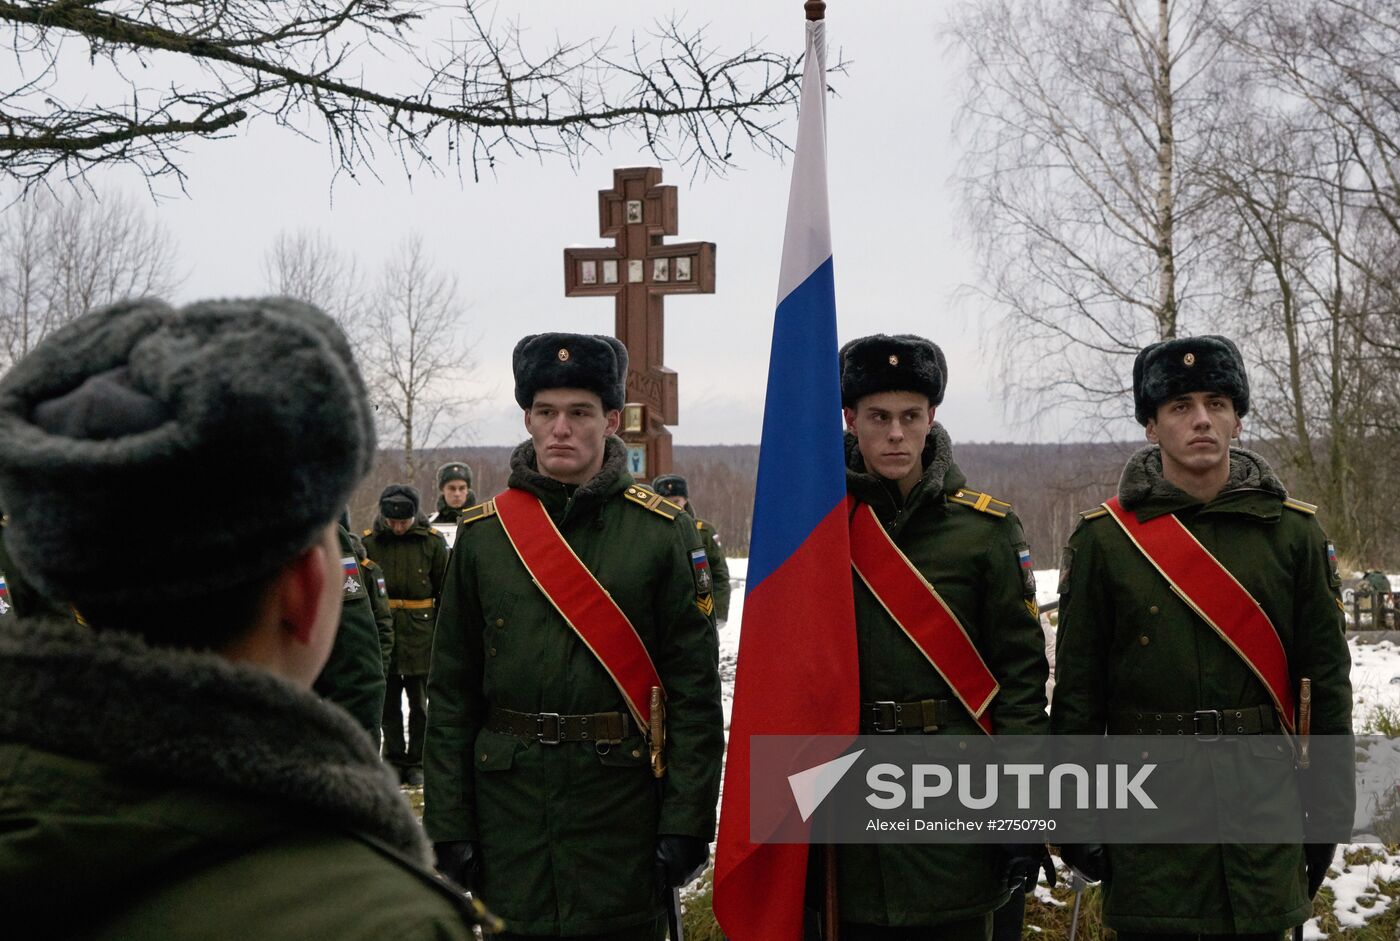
839, 427, 1050, 928
363, 555, 396, 669
694, 513, 732, 622
1051, 446, 1354, 934
0, 616, 483, 940
424, 438, 723, 936
314, 525, 390, 745
364, 518, 449, 676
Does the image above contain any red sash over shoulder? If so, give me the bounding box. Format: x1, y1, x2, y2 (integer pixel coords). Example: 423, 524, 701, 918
493, 487, 664, 729
847, 497, 998, 734
1103, 496, 1296, 733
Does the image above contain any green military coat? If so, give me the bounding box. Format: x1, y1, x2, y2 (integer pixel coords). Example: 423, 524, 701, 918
1052, 446, 1354, 934
362, 555, 395, 669
0, 615, 484, 940
363, 518, 449, 676
424, 438, 723, 936
840, 427, 1050, 928
313, 526, 389, 745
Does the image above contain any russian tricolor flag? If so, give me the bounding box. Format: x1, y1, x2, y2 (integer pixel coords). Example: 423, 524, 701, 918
713, 10, 860, 939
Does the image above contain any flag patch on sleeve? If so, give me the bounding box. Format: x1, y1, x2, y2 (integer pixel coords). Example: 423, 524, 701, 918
690, 547, 713, 595
341, 556, 364, 597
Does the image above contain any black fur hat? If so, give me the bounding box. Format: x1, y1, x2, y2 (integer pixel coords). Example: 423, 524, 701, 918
0, 297, 375, 609
1133, 335, 1249, 425
839, 334, 947, 408
378, 484, 420, 520
652, 474, 688, 499
513, 333, 628, 411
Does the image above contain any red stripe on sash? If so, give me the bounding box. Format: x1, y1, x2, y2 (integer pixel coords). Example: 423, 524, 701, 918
494, 487, 664, 729
1103, 497, 1295, 733
847, 497, 998, 734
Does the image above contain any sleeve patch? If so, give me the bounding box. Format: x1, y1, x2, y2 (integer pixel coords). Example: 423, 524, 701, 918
690, 547, 714, 595
341, 556, 365, 598
696, 594, 715, 617
1016, 543, 1036, 597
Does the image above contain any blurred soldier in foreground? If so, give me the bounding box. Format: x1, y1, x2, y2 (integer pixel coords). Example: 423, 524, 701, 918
835, 334, 1051, 941
652, 473, 732, 623
425, 332, 723, 939
313, 519, 391, 748
1052, 335, 1353, 940
0, 298, 493, 938
364, 484, 448, 787
432, 461, 477, 525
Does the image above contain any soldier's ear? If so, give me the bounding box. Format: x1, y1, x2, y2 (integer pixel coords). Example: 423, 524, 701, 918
842, 406, 857, 433
1145, 418, 1160, 444
522, 409, 532, 433
604, 408, 622, 436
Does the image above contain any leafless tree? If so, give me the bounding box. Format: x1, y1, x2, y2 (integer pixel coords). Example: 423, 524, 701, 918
0, 1, 812, 189
946, 0, 1235, 425
262, 228, 370, 357
0, 187, 181, 369
363, 233, 478, 479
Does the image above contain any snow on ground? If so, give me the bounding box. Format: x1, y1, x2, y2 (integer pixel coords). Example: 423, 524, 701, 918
719, 563, 1400, 933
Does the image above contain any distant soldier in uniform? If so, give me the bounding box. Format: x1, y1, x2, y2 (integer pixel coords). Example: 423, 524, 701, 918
652, 473, 732, 622
433, 462, 478, 525
0, 507, 68, 621
364, 484, 449, 786
0, 297, 493, 938
425, 332, 723, 940
313, 522, 391, 748
1052, 335, 1354, 940
837, 334, 1052, 941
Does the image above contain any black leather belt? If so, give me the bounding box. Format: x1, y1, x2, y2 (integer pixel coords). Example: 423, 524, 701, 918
486, 706, 630, 745
860, 699, 953, 734
1108, 704, 1276, 738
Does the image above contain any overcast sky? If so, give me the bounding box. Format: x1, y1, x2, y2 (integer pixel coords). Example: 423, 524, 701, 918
88, 2, 1102, 447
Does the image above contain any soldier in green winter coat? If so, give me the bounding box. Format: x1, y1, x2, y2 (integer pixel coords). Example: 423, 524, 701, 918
313, 524, 390, 747
363, 484, 449, 786
425, 333, 723, 939
651, 474, 732, 622
432, 461, 478, 525
0, 297, 494, 939
836, 335, 1052, 940
0, 508, 69, 621
1052, 335, 1354, 940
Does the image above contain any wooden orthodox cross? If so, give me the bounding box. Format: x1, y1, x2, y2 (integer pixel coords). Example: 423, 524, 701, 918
563, 166, 716, 481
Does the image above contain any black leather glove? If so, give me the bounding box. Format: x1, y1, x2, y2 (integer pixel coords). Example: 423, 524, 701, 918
1305, 843, 1336, 899
1058, 843, 1109, 884
1001, 842, 1056, 891
433, 840, 479, 890
655, 834, 709, 891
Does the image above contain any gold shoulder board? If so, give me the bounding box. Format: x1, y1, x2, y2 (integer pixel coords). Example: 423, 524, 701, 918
1283, 497, 1318, 515
948, 489, 1011, 518
362, 527, 373, 537
623, 486, 682, 520
458, 500, 498, 526
1079, 505, 1110, 520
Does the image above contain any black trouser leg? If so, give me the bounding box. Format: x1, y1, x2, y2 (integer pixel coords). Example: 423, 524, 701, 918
991, 886, 1028, 941
403, 673, 428, 769
382, 673, 407, 768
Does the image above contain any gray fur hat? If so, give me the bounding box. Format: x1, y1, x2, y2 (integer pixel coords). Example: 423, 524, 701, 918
436, 461, 473, 489
839, 334, 947, 408
0, 297, 375, 609
652, 474, 688, 499
1133, 335, 1249, 425
513, 333, 628, 411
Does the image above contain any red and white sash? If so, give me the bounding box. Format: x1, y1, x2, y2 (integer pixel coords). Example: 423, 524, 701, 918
1103, 497, 1295, 732
493, 488, 664, 729
847, 497, 998, 734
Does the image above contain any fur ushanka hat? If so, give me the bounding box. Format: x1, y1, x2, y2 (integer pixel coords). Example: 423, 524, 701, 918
513, 333, 628, 411
1132, 335, 1249, 425
839, 334, 947, 408
0, 297, 375, 608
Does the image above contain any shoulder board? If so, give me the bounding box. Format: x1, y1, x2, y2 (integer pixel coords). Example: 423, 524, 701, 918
458, 500, 498, 526
1079, 505, 1110, 521
1283, 497, 1318, 515
623, 485, 682, 520
696, 519, 708, 531
948, 489, 1012, 518
362, 528, 373, 537
361, 557, 379, 570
